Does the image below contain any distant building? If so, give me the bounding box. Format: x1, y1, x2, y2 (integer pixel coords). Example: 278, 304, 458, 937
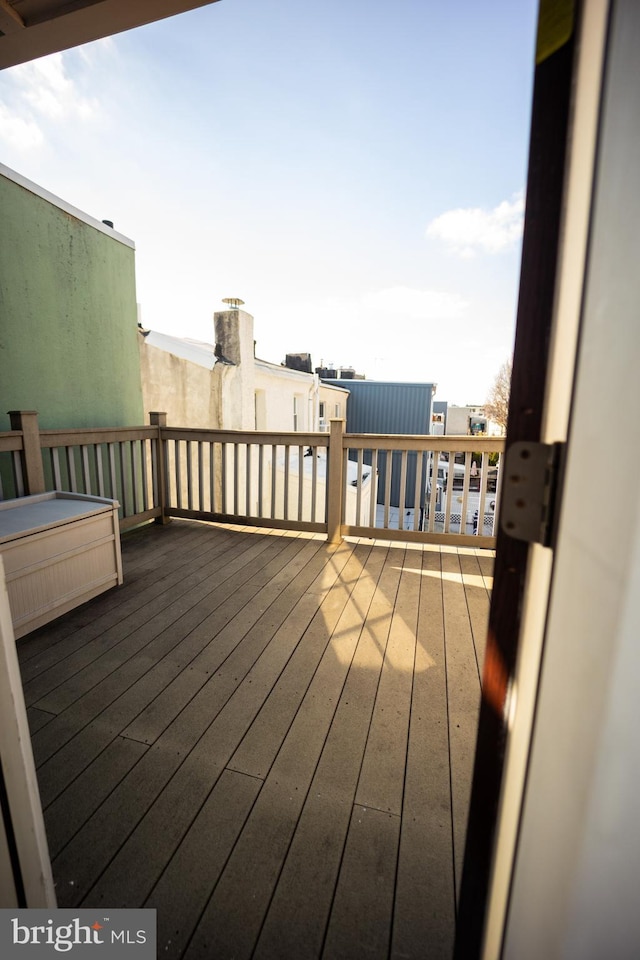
432, 400, 448, 435
314, 364, 365, 380
320, 378, 437, 508
445, 404, 504, 436
1, 163, 143, 431
140, 309, 348, 433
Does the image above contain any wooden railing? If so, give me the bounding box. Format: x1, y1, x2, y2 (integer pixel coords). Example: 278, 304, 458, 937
0, 411, 162, 530
341, 430, 504, 547
1, 412, 504, 546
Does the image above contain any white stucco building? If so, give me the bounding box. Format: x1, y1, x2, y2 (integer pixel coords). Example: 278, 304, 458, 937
139, 306, 348, 433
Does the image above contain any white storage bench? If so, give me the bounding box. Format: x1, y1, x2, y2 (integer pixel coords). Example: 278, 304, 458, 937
0, 492, 123, 639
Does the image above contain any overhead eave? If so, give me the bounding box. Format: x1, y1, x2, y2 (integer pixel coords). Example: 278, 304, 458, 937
0, 0, 220, 70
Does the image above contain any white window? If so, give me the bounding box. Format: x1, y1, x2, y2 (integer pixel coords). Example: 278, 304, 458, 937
293, 394, 304, 431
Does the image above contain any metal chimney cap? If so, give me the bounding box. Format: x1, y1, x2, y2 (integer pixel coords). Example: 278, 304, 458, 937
222, 297, 245, 309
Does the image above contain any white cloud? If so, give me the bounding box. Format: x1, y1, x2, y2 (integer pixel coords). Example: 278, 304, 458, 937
362, 285, 467, 320
0, 103, 44, 150
77, 35, 116, 67
426, 192, 525, 257
14, 53, 99, 120
0, 49, 101, 153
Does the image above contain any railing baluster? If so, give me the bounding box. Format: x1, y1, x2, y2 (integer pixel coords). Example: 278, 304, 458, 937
383, 451, 392, 529
51, 448, 62, 490
283, 445, 290, 521
186, 440, 193, 511
460, 452, 472, 535
246, 444, 252, 516
398, 450, 408, 531
412, 452, 422, 531
151, 437, 159, 510
131, 440, 140, 515
369, 449, 377, 528
297, 444, 304, 522
80, 445, 91, 494
12, 451, 25, 497
270, 444, 277, 519
233, 443, 239, 515
66, 446, 78, 492
477, 452, 489, 536
258, 444, 264, 519
108, 443, 117, 502
198, 442, 204, 512
492, 452, 502, 535
95, 444, 105, 497
174, 440, 182, 510
355, 448, 364, 526
119, 441, 128, 516
140, 440, 149, 511
221, 443, 228, 514
164, 440, 178, 506
426, 451, 438, 533
311, 445, 318, 523
209, 443, 216, 513
443, 451, 455, 533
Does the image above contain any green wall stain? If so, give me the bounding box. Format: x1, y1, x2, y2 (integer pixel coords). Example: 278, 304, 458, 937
0, 173, 144, 430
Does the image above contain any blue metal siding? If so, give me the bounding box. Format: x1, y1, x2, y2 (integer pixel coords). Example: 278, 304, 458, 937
325, 380, 435, 508
328, 380, 435, 435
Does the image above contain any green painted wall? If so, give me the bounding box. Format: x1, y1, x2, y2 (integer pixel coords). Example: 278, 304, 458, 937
0, 170, 144, 430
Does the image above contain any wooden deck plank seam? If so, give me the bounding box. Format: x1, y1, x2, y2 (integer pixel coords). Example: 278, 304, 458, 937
223, 541, 378, 783
32, 537, 328, 782
27, 531, 302, 715
109, 537, 333, 749
440, 550, 459, 920
68, 545, 364, 919
212, 542, 393, 959
48, 540, 360, 907
386, 543, 431, 960
16, 522, 243, 664
16, 523, 494, 959
315, 546, 404, 960
19, 524, 255, 678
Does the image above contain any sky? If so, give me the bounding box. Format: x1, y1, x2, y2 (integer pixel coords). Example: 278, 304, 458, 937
0, 0, 539, 405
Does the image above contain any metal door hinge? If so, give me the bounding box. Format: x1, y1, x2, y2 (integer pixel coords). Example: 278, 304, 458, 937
500, 441, 565, 547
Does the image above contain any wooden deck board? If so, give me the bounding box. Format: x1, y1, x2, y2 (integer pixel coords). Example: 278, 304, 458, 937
355, 544, 418, 816
440, 549, 483, 898
252, 545, 392, 959
391, 547, 455, 960
322, 804, 400, 960
68, 542, 360, 911
15, 520, 493, 959
18, 523, 242, 673
228, 541, 380, 780
29, 533, 299, 771
180, 545, 395, 959
25, 528, 279, 708
146, 768, 262, 959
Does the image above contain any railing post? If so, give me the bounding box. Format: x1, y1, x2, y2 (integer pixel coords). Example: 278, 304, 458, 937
8, 411, 45, 496
326, 418, 345, 544
149, 412, 171, 524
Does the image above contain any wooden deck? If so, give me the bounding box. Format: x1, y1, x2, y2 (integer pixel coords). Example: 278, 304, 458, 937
17, 519, 493, 959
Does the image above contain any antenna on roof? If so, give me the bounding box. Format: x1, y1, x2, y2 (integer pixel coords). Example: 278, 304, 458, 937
222, 298, 245, 310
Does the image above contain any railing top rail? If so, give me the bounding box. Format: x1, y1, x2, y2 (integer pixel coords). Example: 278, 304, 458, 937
0, 433, 24, 452
160, 427, 330, 446
38, 426, 159, 447
343, 433, 506, 451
